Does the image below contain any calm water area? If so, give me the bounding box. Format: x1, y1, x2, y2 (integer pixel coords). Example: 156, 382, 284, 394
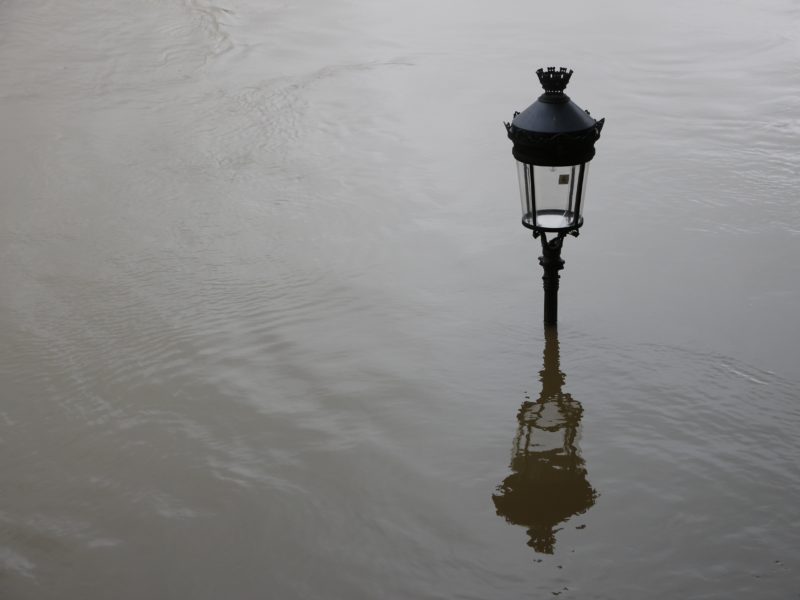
2, 0, 800, 597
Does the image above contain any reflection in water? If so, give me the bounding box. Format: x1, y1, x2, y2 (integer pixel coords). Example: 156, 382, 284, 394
493, 327, 597, 554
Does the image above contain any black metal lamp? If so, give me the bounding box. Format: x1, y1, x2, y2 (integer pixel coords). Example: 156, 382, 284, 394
505, 67, 604, 325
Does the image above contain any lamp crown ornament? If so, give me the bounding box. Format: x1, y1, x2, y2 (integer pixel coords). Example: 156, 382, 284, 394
536, 67, 573, 95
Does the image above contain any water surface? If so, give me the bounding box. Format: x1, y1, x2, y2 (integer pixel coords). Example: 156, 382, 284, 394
1, 0, 799, 597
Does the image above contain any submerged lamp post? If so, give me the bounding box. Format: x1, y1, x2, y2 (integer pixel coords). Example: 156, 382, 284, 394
505, 67, 604, 325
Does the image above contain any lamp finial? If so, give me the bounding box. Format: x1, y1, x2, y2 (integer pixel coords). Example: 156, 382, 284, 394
536, 67, 573, 95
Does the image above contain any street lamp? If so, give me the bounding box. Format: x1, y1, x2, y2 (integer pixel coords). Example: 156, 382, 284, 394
505, 67, 604, 325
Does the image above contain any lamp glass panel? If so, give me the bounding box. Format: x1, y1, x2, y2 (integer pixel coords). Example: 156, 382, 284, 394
516, 161, 534, 226
532, 165, 578, 229
516, 161, 590, 231
576, 163, 589, 221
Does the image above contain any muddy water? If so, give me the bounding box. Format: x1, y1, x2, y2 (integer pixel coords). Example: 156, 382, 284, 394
1, 0, 799, 597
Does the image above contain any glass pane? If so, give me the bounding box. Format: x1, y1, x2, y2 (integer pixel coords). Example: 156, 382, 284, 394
575, 163, 590, 221
532, 165, 578, 230
516, 161, 534, 227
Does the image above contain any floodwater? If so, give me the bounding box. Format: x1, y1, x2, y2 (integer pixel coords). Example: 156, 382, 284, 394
1, 0, 799, 597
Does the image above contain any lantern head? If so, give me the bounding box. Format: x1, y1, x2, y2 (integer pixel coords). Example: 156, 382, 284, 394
505, 67, 604, 235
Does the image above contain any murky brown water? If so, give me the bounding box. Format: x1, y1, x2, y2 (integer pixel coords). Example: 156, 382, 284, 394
2, 0, 799, 597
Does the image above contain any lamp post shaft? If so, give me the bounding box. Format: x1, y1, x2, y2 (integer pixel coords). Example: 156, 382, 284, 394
538, 233, 565, 325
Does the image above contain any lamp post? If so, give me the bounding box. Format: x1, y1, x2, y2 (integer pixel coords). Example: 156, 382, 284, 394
505, 67, 604, 325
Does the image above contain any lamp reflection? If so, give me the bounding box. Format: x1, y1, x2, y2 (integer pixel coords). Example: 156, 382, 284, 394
493, 327, 597, 554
